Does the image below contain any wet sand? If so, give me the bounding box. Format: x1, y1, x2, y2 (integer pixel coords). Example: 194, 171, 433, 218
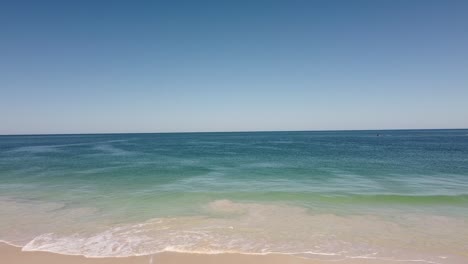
0, 242, 410, 264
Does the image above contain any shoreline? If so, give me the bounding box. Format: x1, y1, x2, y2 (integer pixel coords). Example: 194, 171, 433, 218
0, 242, 423, 264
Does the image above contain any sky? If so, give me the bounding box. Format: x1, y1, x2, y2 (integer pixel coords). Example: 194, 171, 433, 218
1, 0, 467, 134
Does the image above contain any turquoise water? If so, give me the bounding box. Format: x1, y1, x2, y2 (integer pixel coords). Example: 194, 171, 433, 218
1, 130, 468, 262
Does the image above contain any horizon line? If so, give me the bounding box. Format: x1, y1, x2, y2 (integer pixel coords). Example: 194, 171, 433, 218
1, 127, 467, 136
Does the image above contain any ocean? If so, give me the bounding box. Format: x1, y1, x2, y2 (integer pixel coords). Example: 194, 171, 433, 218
0, 130, 467, 263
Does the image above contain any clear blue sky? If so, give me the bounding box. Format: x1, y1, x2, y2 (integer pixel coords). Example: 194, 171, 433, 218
1, 0, 467, 134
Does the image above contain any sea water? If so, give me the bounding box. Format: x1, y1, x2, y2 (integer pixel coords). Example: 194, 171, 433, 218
0, 130, 467, 263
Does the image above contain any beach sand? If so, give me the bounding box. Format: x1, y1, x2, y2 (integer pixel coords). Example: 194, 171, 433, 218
0, 242, 409, 264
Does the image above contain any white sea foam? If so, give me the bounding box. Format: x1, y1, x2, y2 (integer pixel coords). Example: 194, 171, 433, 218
92, 144, 135, 156
9, 145, 62, 153
241, 162, 286, 168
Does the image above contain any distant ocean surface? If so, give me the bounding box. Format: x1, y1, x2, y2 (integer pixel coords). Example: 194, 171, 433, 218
1, 130, 467, 263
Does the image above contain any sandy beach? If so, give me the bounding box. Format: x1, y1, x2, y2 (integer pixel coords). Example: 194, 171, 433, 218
1, 242, 418, 264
